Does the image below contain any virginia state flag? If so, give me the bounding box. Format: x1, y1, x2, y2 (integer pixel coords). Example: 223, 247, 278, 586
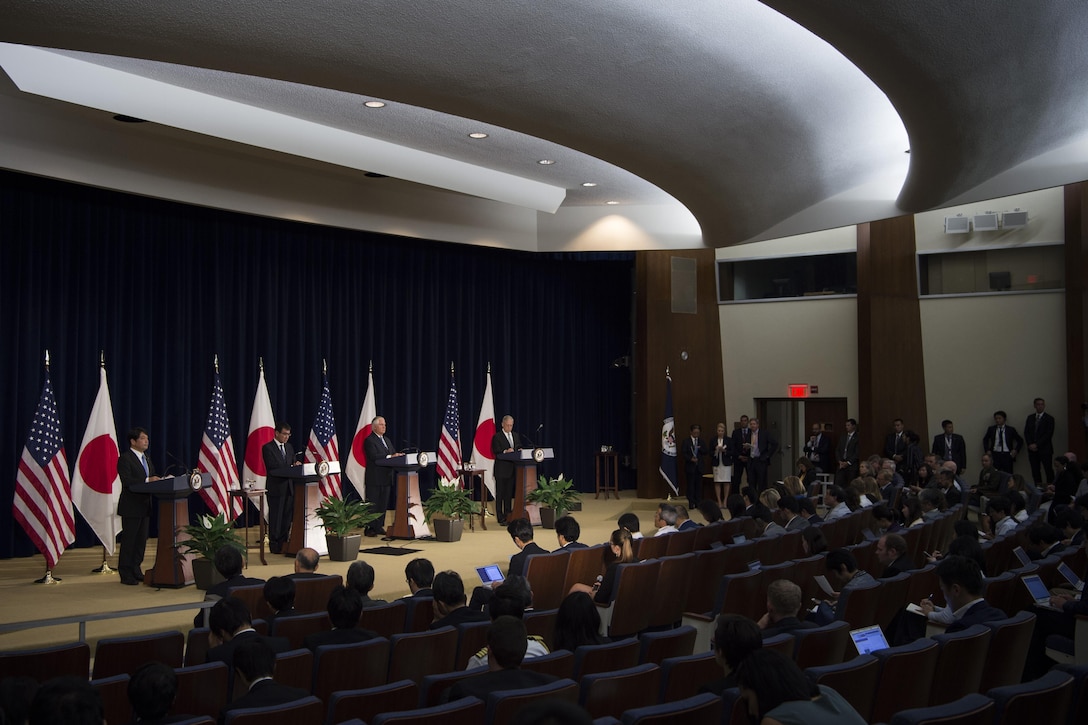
659, 370, 679, 496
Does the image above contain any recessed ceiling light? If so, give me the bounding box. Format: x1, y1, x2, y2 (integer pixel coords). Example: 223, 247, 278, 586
581, 182, 598, 187
537, 159, 556, 165
364, 101, 386, 109
468, 132, 489, 139
606, 201, 620, 205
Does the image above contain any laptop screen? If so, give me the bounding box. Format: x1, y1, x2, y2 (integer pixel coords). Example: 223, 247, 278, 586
1021, 574, 1050, 602
476, 565, 505, 584
850, 624, 890, 655
1057, 562, 1083, 588
1012, 546, 1032, 567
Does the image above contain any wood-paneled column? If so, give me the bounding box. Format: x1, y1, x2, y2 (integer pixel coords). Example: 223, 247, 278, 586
1064, 183, 1088, 460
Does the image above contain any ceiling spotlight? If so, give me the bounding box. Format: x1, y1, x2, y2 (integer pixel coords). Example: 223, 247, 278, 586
606, 201, 620, 205
537, 159, 556, 165
363, 101, 386, 108
468, 132, 489, 139
581, 182, 598, 187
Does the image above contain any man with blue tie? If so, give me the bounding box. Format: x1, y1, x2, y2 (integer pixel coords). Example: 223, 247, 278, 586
117, 427, 161, 585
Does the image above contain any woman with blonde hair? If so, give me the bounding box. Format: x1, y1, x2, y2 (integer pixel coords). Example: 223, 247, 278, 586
781, 475, 806, 499
709, 422, 733, 508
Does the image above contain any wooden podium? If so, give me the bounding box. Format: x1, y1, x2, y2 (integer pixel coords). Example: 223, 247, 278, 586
498, 448, 554, 525
273, 463, 339, 557
132, 473, 201, 588
376, 453, 435, 539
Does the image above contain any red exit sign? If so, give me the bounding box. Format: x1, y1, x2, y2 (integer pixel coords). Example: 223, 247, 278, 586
788, 384, 809, 398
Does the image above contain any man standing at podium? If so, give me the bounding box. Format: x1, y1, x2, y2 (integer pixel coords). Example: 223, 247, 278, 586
262, 422, 297, 555
364, 416, 401, 537
117, 427, 160, 586
491, 415, 521, 526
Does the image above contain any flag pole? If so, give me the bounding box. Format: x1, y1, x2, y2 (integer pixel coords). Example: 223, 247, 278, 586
87, 350, 117, 575
35, 350, 61, 584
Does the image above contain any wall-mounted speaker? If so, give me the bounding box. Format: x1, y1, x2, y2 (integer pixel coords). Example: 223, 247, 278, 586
944, 216, 970, 234
973, 213, 999, 232
1002, 210, 1028, 228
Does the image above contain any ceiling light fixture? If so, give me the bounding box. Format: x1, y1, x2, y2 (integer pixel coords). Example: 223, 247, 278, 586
468, 132, 488, 139
581, 182, 598, 187
363, 101, 386, 108
537, 159, 556, 165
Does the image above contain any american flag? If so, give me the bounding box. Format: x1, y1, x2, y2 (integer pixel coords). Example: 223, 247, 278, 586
14, 371, 75, 569
436, 371, 461, 483
197, 371, 243, 519
307, 372, 342, 499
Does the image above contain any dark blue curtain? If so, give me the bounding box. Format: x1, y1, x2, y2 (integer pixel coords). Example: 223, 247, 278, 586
1, 170, 634, 560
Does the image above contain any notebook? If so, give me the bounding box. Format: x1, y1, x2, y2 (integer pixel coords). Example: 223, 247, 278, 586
476, 565, 505, 584
733, 535, 747, 544
1057, 562, 1085, 592
1021, 574, 1059, 609
850, 624, 890, 655
1012, 546, 1032, 567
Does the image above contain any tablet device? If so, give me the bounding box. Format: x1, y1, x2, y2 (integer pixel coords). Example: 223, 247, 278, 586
850, 624, 890, 655
476, 565, 505, 584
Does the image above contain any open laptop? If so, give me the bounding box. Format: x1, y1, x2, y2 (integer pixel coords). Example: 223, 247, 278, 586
1012, 546, 1033, 567
476, 564, 505, 585
1057, 562, 1085, 592
1021, 574, 1060, 610
849, 624, 891, 655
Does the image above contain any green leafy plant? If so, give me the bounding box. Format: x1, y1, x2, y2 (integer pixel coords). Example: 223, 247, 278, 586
314, 496, 382, 537
423, 479, 481, 523
177, 512, 246, 560
527, 473, 581, 513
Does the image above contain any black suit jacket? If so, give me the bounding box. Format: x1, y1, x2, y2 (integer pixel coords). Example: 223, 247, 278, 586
117, 449, 155, 517
261, 440, 295, 496
884, 432, 908, 461
983, 425, 1022, 456
932, 433, 967, 473
731, 427, 752, 462
803, 432, 831, 470
681, 436, 706, 477
217, 680, 311, 723
1024, 412, 1055, 451
491, 430, 522, 479
761, 616, 818, 639
837, 432, 859, 467
946, 600, 1007, 633
205, 630, 292, 666
709, 436, 733, 467
508, 541, 548, 578
363, 431, 395, 489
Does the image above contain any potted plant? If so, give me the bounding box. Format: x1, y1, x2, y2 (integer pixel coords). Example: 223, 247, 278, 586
527, 473, 581, 528
314, 495, 381, 561
422, 479, 481, 542
177, 512, 246, 590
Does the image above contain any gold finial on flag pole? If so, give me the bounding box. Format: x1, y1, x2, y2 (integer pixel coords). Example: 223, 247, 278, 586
487, 361, 491, 374
259, 356, 264, 372
100, 350, 105, 368
213, 354, 220, 374
323, 358, 328, 375
450, 361, 455, 375
665, 366, 670, 377
369, 359, 373, 373
44, 349, 50, 370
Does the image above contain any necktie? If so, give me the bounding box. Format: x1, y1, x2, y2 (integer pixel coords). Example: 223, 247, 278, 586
998, 427, 1005, 451
752, 433, 759, 457
140, 454, 149, 478
279, 443, 286, 461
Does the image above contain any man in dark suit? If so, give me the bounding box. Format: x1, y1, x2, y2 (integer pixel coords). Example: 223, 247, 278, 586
1024, 397, 1055, 485
363, 415, 402, 536
217, 638, 310, 723
117, 427, 160, 586
505, 518, 548, 579
935, 556, 1006, 633
404, 557, 435, 597
875, 534, 912, 578
681, 424, 706, 507
430, 571, 489, 630
491, 415, 521, 525
445, 616, 556, 703
731, 415, 752, 487
261, 422, 297, 554
194, 546, 265, 628
205, 598, 291, 668
745, 418, 777, 492
883, 418, 908, 471
302, 586, 379, 650
803, 423, 831, 473
932, 419, 967, 475
554, 515, 588, 549
835, 418, 859, 487
982, 410, 1022, 474
757, 580, 818, 639
777, 496, 810, 532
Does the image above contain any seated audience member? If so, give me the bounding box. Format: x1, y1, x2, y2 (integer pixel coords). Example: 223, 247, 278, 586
346, 560, 388, 607
984, 496, 1017, 538
263, 576, 299, 622
742, 487, 773, 523
758, 511, 787, 537
1054, 507, 1086, 547
798, 497, 823, 525
505, 518, 548, 579
675, 504, 700, 531
430, 570, 489, 629
128, 661, 184, 725
800, 525, 828, 556
289, 547, 323, 578
205, 597, 291, 667
796, 457, 819, 495
1008, 490, 1029, 522
0, 676, 38, 725
972, 454, 1007, 506
698, 614, 763, 695
882, 457, 905, 486
194, 545, 264, 627
913, 463, 936, 493
758, 580, 817, 638
776, 495, 809, 532
901, 496, 925, 528
28, 677, 104, 725
726, 493, 747, 521
735, 649, 866, 725
813, 549, 877, 624
925, 534, 988, 576
302, 586, 378, 650
218, 638, 310, 722
555, 515, 588, 548
876, 470, 896, 504
822, 486, 851, 522
446, 616, 557, 702
932, 467, 963, 507
697, 499, 724, 524
875, 534, 912, 578
1025, 523, 1066, 560
653, 503, 680, 536
940, 459, 968, 491
758, 488, 781, 512
1025, 556, 1088, 678
618, 512, 644, 539
921, 555, 1005, 633
404, 557, 435, 597
570, 528, 636, 603
1049, 456, 1081, 524
849, 477, 874, 507
552, 591, 606, 652
919, 487, 944, 521
466, 578, 548, 669
780, 475, 806, 499
870, 504, 898, 536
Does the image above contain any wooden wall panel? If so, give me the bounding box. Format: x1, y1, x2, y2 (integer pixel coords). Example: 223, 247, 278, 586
635, 250, 725, 498
1065, 183, 1088, 460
